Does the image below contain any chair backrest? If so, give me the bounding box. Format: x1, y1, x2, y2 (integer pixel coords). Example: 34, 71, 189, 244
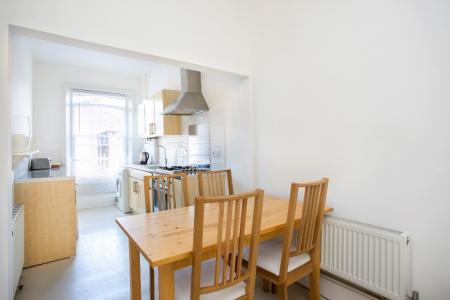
279, 178, 329, 279
197, 169, 234, 197
143, 173, 189, 213
191, 189, 264, 300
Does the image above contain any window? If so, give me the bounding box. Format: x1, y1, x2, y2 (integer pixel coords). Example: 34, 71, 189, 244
69, 89, 128, 179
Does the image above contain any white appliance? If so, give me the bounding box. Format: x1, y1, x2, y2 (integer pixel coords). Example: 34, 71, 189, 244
12, 204, 24, 292
115, 168, 130, 213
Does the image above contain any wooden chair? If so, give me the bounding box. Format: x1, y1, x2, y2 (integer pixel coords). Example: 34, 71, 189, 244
248, 178, 329, 300
144, 173, 189, 213
197, 169, 234, 197
174, 189, 264, 300
143, 173, 189, 300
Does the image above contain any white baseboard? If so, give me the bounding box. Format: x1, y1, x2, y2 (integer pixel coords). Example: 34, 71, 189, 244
76, 193, 116, 210
299, 273, 379, 300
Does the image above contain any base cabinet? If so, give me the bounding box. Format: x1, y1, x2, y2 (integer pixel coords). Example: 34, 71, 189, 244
128, 177, 148, 214
14, 178, 77, 267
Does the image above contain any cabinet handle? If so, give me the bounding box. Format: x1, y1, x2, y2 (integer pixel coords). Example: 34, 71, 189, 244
149, 123, 155, 134
148, 123, 153, 135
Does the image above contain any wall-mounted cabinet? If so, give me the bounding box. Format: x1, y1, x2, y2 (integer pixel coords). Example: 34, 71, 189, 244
138, 89, 181, 138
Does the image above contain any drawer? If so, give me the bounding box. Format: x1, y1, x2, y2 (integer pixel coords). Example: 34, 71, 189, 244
128, 168, 153, 181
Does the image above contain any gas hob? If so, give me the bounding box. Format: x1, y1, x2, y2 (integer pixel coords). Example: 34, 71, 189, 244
152, 165, 210, 175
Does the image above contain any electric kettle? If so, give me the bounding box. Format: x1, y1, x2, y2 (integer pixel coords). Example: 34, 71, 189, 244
139, 152, 150, 165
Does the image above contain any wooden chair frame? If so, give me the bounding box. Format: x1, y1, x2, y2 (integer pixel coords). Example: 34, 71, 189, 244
143, 172, 189, 300
258, 178, 329, 300
143, 173, 189, 213
191, 189, 264, 300
197, 169, 234, 197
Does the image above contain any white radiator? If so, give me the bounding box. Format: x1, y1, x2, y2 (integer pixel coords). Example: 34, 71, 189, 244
12, 203, 24, 292
321, 216, 410, 300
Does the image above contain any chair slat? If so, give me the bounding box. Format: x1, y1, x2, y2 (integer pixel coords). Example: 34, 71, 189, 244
236, 198, 248, 278
229, 198, 242, 281
214, 202, 224, 287
222, 200, 233, 283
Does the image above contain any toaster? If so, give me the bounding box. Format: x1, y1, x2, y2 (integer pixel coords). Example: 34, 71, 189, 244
30, 158, 51, 170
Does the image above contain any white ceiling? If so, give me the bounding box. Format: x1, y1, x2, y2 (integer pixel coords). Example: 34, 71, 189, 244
14, 34, 165, 76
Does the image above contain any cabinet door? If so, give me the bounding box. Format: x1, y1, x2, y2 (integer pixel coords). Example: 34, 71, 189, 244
137, 104, 146, 138
128, 178, 138, 211
153, 92, 164, 136
144, 100, 155, 136
136, 179, 147, 213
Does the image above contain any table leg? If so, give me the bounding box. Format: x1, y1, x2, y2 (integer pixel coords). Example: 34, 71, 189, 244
158, 263, 175, 300
129, 240, 141, 300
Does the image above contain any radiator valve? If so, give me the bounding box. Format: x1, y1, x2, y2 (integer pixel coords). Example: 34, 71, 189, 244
406, 291, 419, 300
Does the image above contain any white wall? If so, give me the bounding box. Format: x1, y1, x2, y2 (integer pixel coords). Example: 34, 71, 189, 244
147, 64, 180, 97
5, 0, 251, 76
33, 60, 143, 165
250, 1, 450, 299
10, 34, 33, 132
197, 73, 253, 191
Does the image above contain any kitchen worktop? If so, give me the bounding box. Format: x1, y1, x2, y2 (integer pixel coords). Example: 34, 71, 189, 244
125, 164, 160, 172
15, 167, 74, 183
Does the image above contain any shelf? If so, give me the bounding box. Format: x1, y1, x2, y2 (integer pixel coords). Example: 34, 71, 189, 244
13, 150, 39, 156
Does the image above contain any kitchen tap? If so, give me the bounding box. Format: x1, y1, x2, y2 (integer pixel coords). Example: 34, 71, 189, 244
175, 145, 188, 166
157, 145, 168, 167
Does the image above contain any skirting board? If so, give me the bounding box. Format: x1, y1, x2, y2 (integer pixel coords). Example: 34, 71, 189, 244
76, 193, 116, 209
298, 273, 380, 300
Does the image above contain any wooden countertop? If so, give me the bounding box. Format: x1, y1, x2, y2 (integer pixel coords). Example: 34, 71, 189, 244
15, 167, 75, 183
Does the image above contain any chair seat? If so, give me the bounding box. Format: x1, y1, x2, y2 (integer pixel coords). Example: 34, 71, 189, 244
244, 238, 310, 276
174, 259, 246, 300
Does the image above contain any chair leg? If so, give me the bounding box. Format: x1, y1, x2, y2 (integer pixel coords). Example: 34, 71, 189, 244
277, 283, 288, 300
309, 267, 320, 300
262, 279, 270, 292
150, 266, 155, 300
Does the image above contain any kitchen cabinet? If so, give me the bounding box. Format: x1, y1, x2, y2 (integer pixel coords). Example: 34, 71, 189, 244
128, 177, 138, 211
138, 100, 155, 138
138, 89, 181, 138
14, 178, 77, 267
128, 168, 152, 214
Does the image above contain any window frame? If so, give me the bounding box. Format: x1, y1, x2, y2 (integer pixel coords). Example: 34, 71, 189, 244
67, 87, 131, 178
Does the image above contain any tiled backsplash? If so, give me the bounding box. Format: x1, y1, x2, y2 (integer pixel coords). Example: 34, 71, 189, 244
141, 109, 226, 169
157, 135, 189, 166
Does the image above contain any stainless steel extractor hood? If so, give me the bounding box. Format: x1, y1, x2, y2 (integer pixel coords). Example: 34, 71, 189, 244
162, 69, 209, 115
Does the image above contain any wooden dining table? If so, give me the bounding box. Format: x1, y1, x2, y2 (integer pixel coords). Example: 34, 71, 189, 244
116, 195, 333, 300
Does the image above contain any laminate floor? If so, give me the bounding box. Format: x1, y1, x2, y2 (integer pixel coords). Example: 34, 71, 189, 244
15, 205, 323, 300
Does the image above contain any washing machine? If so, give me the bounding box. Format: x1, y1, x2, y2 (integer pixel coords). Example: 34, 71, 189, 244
116, 168, 131, 213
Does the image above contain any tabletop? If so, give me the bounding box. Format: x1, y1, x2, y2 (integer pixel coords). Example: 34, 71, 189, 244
116, 195, 333, 267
